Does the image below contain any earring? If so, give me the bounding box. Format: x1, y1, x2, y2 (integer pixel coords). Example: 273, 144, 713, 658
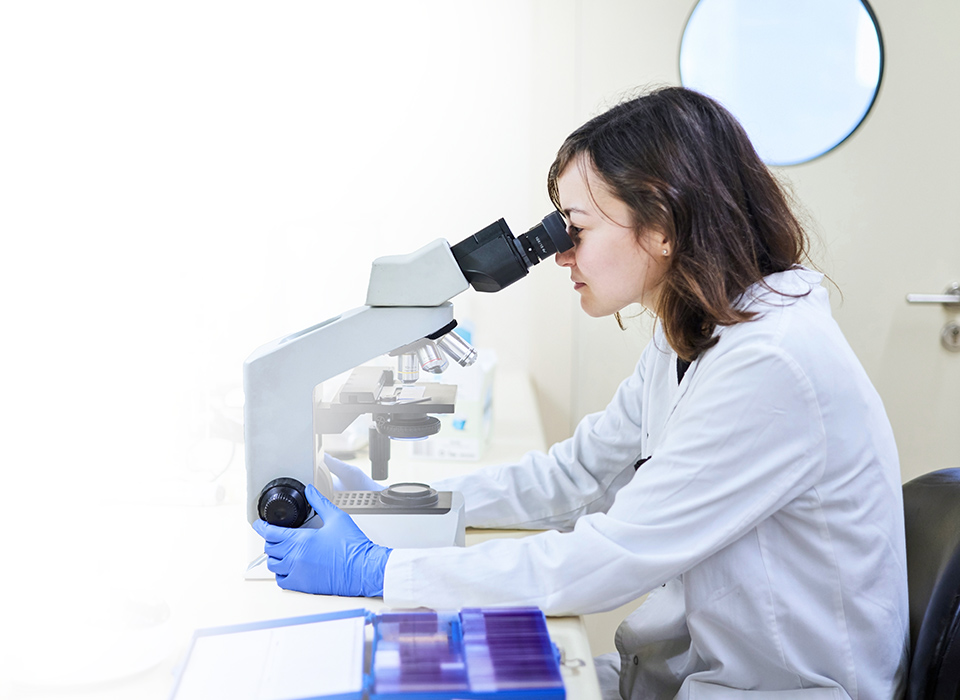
662, 249, 669, 256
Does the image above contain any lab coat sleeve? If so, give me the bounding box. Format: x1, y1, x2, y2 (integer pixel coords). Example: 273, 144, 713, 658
428, 342, 654, 531
384, 345, 827, 615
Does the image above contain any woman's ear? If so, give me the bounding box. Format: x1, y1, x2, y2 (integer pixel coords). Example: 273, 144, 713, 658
653, 230, 671, 258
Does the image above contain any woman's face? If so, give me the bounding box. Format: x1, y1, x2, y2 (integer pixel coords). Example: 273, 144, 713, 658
554, 159, 669, 317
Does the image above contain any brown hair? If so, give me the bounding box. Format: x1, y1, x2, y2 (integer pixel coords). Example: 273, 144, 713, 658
547, 86, 810, 362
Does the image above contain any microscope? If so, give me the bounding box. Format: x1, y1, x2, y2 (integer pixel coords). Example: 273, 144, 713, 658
243, 211, 569, 574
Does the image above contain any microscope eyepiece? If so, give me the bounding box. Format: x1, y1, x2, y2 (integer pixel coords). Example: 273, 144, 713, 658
516, 210, 572, 266
451, 211, 572, 293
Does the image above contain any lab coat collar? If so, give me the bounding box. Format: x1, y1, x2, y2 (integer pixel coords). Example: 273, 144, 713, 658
734, 266, 824, 311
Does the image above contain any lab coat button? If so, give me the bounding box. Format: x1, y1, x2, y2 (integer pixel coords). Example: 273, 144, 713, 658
633, 655, 640, 666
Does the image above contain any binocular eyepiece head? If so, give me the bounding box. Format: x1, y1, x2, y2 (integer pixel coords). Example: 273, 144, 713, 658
451, 211, 572, 293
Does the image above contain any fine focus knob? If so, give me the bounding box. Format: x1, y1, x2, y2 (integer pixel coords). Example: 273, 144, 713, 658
258, 477, 310, 528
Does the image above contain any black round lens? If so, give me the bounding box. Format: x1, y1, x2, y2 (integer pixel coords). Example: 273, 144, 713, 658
516, 211, 573, 265
538, 210, 572, 254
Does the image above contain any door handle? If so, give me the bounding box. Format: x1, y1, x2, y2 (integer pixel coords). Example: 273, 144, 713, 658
906, 283, 960, 307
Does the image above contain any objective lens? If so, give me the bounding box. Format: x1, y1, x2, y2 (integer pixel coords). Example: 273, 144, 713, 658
437, 330, 477, 367
417, 341, 448, 374
397, 353, 419, 384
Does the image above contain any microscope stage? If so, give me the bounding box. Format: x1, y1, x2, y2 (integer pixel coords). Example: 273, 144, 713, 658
334, 489, 453, 516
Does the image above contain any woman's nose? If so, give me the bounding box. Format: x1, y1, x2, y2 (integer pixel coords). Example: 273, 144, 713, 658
555, 246, 574, 267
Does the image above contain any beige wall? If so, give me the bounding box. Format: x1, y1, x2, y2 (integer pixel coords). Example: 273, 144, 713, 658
474, 1, 694, 447
788, 0, 960, 480
511, 1, 960, 481
503, 0, 960, 654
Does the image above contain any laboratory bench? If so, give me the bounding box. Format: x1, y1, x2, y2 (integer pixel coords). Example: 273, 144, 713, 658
4, 369, 602, 700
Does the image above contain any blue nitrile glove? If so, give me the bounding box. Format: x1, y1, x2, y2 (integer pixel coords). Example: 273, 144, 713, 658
252, 484, 392, 597
324, 453, 385, 492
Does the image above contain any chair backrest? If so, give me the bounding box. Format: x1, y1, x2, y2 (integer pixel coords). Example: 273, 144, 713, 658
903, 468, 960, 700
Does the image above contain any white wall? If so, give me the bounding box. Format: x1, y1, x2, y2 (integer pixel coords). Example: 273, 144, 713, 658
1, 2, 584, 647
4, 0, 955, 579
5, 0, 958, 673
1, 2, 572, 498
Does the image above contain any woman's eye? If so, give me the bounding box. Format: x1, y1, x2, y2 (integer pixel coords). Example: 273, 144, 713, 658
568, 226, 582, 241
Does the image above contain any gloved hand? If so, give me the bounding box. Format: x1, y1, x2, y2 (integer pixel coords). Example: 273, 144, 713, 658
324, 453, 385, 492
252, 484, 392, 597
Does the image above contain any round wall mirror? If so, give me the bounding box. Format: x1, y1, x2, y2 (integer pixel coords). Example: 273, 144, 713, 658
679, 0, 884, 166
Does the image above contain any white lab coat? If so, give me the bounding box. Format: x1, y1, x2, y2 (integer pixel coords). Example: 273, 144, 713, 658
384, 268, 909, 700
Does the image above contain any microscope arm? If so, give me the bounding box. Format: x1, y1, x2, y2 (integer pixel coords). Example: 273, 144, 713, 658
243, 303, 455, 524
244, 211, 571, 527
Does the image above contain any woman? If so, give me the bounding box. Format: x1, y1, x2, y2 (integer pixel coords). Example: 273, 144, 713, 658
254, 87, 909, 699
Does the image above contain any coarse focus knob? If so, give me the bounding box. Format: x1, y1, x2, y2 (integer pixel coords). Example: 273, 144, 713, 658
257, 477, 311, 528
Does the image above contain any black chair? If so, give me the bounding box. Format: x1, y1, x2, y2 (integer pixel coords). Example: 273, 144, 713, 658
903, 468, 960, 699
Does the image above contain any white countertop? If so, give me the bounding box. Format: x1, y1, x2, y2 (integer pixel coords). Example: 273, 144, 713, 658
4, 369, 601, 700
